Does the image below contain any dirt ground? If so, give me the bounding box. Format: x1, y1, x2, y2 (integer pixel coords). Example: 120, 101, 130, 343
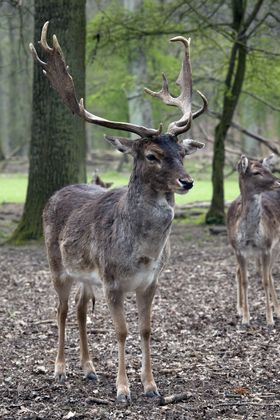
1, 204, 280, 419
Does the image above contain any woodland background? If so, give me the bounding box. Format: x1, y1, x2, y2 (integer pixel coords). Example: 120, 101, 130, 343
1, 2, 280, 418
0, 0, 280, 240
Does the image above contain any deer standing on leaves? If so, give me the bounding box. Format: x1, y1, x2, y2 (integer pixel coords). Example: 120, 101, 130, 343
227, 155, 280, 326
30, 22, 207, 402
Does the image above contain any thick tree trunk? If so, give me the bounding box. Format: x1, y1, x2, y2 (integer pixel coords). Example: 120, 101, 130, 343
7, 15, 19, 153
11, 0, 86, 242
0, 44, 4, 160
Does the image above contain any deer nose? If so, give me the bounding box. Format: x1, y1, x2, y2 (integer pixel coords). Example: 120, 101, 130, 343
178, 178, 193, 190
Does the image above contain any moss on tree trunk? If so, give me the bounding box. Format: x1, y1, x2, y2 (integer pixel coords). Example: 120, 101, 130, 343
11, 0, 86, 243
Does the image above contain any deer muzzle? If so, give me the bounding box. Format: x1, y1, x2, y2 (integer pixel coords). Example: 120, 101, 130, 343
177, 178, 193, 191
272, 180, 280, 189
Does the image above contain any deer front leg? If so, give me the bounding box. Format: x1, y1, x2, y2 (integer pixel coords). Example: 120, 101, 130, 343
53, 276, 73, 382
236, 266, 243, 316
236, 254, 250, 325
136, 282, 160, 398
106, 290, 130, 403
261, 254, 274, 325
76, 284, 97, 380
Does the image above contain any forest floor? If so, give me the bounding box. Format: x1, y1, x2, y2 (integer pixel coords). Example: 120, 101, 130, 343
1, 204, 280, 419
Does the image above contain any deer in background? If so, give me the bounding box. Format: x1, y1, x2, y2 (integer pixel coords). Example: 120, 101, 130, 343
91, 169, 113, 189
30, 22, 207, 402
227, 155, 280, 326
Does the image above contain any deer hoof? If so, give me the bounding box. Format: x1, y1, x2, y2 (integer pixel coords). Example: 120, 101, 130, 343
54, 363, 67, 383
145, 390, 161, 398
54, 372, 67, 383
85, 372, 98, 381
117, 393, 131, 404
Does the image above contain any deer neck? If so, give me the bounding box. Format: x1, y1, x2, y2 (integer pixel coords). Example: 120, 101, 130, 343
124, 167, 175, 240
127, 168, 175, 209
240, 190, 262, 234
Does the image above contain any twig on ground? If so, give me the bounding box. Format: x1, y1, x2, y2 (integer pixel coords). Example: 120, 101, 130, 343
33, 319, 54, 325
86, 397, 114, 405
159, 392, 192, 406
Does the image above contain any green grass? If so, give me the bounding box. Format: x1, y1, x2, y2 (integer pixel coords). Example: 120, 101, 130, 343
0, 174, 28, 204
0, 171, 240, 205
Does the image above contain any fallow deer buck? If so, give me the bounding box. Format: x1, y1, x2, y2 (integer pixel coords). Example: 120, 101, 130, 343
227, 155, 280, 326
30, 22, 207, 402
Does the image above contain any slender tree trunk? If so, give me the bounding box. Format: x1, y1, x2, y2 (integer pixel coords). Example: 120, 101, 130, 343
206, 0, 248, 224
116, 0, 153, 172
11, 0, 86, 242
124, 0, 153, 130
206, 0, 264, 224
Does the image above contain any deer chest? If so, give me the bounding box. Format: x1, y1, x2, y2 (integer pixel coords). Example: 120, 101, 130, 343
236, 219, 268, 256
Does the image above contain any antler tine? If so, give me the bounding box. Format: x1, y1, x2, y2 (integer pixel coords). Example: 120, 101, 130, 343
30, 21, 161, 139
192, 90, 208, 120
145, 36, 207, 137
144, 73, 178, 107
40, 21, 52, 52
167, 36, 192, 136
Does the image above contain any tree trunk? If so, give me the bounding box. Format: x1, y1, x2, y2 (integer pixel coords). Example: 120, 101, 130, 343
206, 0, 249, 224
206, 0, 265, 224
7, 14, 19, 154
11, 0, 86, 242
124, 0, 153, 130
0, 45, 5, 161
116, 0, 153, 173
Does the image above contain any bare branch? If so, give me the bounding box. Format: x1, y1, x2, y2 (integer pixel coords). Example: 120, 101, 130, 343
242, 0, 265, 33
241, 90, 280, 112
197, 123, 242, 157
206, 109, 280, 155
230, 120, 280, 155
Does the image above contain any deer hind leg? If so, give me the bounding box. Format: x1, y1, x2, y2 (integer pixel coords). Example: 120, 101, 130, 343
136, 282, 160, 398
106, 290, 130, 403
269, 271, 280, 317
53, 275, 73, 383
76, 283, 97, 380
236, 254, 250, 324
261, 254, 274, 325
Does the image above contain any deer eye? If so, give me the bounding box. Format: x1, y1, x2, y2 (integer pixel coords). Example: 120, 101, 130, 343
146, 153, 159, 163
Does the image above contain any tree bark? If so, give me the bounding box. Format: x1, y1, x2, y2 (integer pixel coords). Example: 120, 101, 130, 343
11, 0, 86, 242
0, 37, 5, 161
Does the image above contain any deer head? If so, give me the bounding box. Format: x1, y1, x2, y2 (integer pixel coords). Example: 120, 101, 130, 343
237, 154, 280, 196
29, 23, 207, 189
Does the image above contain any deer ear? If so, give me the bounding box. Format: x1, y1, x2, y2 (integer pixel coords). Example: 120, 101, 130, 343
262, 154, 276, 170
237, 155, 249, 174
104, 135, 136, 154
182, 139, 205, 155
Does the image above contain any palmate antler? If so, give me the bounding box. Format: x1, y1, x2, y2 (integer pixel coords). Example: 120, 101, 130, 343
144, 37, 207, 136
29, 21, 161, 138
29, 22, 206, 139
